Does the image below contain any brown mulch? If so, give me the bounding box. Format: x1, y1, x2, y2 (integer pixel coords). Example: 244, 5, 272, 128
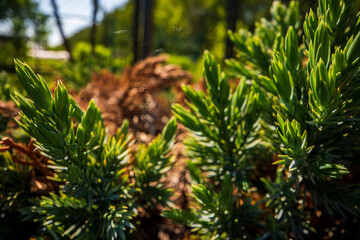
73, 54, 191, 138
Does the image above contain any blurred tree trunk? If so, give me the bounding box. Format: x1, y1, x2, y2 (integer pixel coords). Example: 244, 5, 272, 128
226, 0, 239, 59
102, 11, 110, 47
133, 0, 154, 63
133, 0, 140, 64
142, 0, 153, 59
50, 0, 74, 62
90, 0, 99, 56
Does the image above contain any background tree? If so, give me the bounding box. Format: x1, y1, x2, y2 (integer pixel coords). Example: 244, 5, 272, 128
90, 0, 99, 56
225, 0, 239, 59
50, 0, 74, 62
0, 0, 49, 70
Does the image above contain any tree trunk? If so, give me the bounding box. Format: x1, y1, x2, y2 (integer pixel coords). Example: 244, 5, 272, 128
50, 0, 74, 62
132, 0, 140, 64
90, 0, 99, 56
142, 0, 153, 59
225, 0, 239, 59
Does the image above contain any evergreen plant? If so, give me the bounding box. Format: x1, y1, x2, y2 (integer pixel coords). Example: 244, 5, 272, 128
165, 0, 360, 239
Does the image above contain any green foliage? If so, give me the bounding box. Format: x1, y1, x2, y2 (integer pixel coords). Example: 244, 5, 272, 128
173, 52, 260, 184
73, 42, 112, 69
166, 0, 360, 239
3, 60, 178, 239
165, 52, 262, 239
60, 42, 112, 89
133, 117, 177, 206
0, 71, 11, 101
168, 54, 194, 71
2, 1, 360, 239
0, 0, 49, 67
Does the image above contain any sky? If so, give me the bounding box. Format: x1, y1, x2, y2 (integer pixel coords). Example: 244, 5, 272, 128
36, 0, 128, 46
